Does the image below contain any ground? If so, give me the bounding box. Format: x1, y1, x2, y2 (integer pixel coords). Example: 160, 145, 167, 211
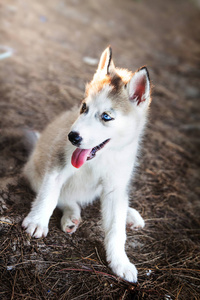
0, 0, 200, 299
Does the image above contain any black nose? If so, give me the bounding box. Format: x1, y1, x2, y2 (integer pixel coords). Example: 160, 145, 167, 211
68, 131, 82, 146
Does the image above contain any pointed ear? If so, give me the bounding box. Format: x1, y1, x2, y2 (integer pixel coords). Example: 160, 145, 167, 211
128, 67, 151, 106
97, 46, 115, 75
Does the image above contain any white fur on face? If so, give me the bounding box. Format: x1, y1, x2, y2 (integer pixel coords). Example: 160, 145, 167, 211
70, 85, 145, 151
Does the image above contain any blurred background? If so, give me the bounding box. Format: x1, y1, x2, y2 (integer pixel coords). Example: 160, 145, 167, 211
0, 0, 199, 299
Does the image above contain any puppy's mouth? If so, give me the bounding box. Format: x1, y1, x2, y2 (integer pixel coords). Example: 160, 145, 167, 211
71, 139, 110, 169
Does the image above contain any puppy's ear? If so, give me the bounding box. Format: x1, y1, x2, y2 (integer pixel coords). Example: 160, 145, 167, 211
128, 67, 151, 106
97, 46, 115, 75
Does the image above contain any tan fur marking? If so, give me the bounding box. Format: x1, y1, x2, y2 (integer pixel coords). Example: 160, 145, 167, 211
85, 75, 111, 96
85, 68, 134, 115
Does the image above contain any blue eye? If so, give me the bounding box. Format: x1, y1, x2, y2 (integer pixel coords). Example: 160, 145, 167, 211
101, 112, 113, 122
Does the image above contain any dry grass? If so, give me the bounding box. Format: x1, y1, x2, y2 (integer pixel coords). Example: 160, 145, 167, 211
0, 0, 200, 299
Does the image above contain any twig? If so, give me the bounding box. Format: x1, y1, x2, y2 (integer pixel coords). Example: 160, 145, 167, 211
175, 285, 184, 300
11, 270, 18, 300
95, 246, 105, 266
59, 267, 118, 280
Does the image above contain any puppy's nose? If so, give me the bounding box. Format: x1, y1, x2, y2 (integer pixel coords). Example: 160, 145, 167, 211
68, 131, 82, 146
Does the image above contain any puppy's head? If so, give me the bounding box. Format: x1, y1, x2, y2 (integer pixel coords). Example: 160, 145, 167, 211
68, 47, 151, 168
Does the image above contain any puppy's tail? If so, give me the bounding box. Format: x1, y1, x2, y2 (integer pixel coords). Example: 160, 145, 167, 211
22, 129, 40, 154
0, 128, 40, 156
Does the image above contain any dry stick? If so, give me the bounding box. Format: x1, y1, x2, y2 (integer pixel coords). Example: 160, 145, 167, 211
120, 289, 128, 300
175, 285, 184, 300
0, 243, 10, 255
144, 267, 200, 273
11, 270, 18, 300
58, 267, 161, 295
0, 221, 14, 225
59, 267, 118, 280
95, 246, 105, 266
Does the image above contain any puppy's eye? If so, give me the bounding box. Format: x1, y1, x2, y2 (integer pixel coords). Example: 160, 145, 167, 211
80, 102, 88, 114
101, 112, 114, 122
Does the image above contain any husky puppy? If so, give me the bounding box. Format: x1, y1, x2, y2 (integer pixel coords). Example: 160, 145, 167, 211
22, 47, 151, 282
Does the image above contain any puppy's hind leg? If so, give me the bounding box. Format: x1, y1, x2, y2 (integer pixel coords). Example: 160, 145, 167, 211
60, 202, 81, 234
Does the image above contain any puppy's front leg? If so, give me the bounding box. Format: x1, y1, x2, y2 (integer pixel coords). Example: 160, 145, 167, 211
22, 171, 63, 238
101, 188, 138, 283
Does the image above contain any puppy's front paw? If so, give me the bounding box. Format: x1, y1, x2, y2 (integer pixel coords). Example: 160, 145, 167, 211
22, 215, 48, 238
110, 259, 138, 283
127, 207, 145, 230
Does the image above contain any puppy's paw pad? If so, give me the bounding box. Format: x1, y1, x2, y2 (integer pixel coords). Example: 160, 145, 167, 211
111, 261, 138, 283
61, 217, 81, 234
127, 208, 145, 230
127, 221, 145, 231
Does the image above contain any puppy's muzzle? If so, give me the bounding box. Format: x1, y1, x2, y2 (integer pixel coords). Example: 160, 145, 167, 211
68, 131, 82, 146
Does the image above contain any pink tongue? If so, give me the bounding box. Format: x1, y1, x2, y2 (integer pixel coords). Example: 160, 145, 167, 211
71, 148, 92, 168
